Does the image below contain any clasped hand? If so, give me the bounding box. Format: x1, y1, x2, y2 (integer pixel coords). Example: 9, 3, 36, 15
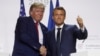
40, 45, 47, 56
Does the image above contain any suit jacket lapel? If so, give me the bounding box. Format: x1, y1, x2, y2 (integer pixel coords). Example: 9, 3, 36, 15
40, 23, 46, 34
53, 29, 56, 42
28, 16, 39, 40
50, 29, 57, 46
61, 24, 67, 43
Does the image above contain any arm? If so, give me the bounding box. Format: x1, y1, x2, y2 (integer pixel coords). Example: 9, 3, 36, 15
15, 17, 41, 51
78, 27, 88, 39
73, 25, 88, 40
74, 16, 88, 39
44, 32, 52, 56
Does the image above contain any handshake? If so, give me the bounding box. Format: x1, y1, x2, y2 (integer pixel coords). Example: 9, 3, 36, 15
39, 45, 47, 56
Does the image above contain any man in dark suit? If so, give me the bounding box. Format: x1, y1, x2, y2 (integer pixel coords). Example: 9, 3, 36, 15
12, 3, 48, 56
46, 7, 88, 56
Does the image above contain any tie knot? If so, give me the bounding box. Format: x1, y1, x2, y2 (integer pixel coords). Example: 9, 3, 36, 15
57, 28, 61, 31
35, 22, 38, 25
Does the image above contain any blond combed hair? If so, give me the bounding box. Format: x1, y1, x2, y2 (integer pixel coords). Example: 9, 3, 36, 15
29, 2, 45, 12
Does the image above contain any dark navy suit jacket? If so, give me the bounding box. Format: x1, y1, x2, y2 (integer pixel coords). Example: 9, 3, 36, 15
46, 24, 88, 56
12, 16, 48, 56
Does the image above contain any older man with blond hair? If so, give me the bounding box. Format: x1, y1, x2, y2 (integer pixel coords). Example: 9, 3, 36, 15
12, 3, 48, 56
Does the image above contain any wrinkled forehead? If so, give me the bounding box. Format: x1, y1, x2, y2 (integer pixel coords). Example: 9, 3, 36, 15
32, 7, 45, 11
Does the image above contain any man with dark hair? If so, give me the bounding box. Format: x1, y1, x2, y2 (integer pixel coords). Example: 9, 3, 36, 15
12, 3, 47, 56
46, 7, 88, 56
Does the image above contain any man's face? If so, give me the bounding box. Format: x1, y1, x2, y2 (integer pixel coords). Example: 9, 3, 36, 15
53, 10, 65, 26
30, 7, 44, 22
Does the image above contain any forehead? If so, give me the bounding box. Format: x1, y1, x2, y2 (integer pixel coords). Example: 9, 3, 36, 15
32, 7, 44, 11
54, 10, 64, 13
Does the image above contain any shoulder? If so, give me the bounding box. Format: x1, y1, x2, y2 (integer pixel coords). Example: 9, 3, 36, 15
40, 23, 48, 31
40, 23, 47, 28
47, 28, 54, 34
17, 16, 32, 24
18, 16, 30, 21
64, 24, 77, 28
63, 24, 78, 30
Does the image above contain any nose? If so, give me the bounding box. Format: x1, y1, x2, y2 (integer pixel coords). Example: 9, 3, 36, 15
39, 12, 43, 16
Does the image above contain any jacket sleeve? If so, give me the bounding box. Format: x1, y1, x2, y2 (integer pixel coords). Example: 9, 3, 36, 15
15, 17, 41, 51
73, 25, 88, 40
44, 32, 51, 56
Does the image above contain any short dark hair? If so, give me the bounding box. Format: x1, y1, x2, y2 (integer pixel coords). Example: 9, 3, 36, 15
53, 7, 66, 16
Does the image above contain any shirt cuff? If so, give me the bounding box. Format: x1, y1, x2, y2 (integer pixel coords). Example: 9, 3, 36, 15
80, 26, 85, 32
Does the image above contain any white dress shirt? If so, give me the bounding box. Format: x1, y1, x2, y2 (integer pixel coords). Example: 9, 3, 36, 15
33, 19, 43, 45
55, 24, 64, 41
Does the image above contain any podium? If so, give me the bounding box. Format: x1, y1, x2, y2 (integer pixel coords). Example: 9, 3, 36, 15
70, 51, 88, 56
0, 52, 10, 56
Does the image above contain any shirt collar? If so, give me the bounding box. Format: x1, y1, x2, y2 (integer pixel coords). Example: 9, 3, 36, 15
55, 24, 64, 29
33, 18, 40, 24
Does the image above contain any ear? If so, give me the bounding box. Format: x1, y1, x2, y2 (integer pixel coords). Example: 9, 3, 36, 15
30, 11, 32, 15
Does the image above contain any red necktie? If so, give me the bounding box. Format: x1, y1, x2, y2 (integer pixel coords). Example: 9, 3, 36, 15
35, 22, 39, 37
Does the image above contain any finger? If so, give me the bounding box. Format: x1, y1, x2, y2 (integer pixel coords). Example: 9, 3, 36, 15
77, 16, 83, 22
78, 15, 80, 18
77, 15, 81, 18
